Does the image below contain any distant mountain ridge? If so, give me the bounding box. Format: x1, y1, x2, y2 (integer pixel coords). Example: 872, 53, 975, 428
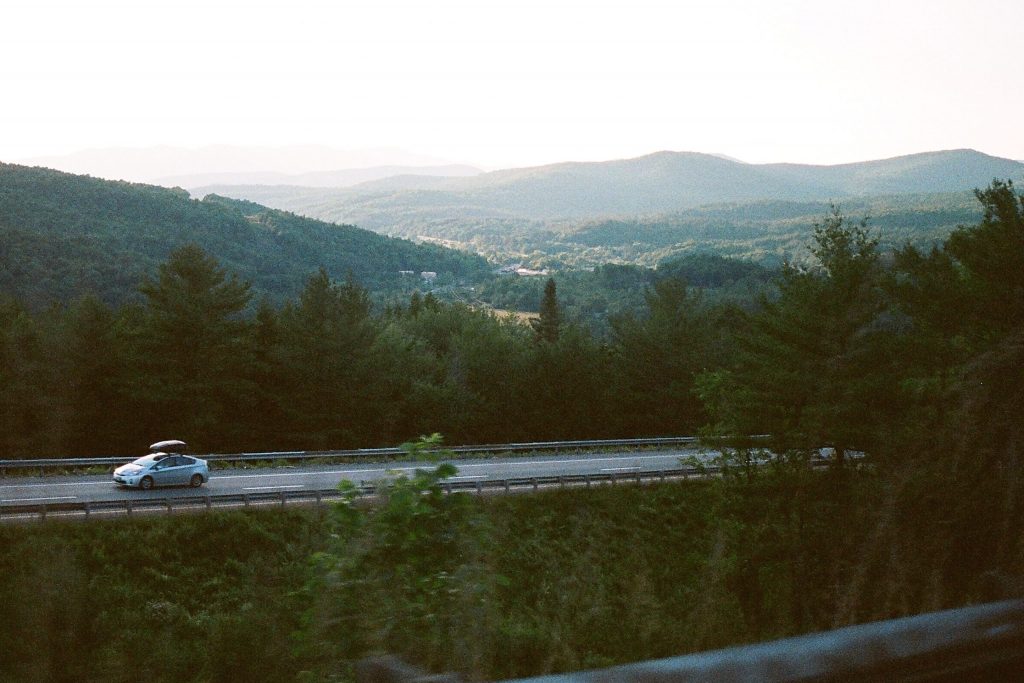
18, 145, 464, 184
156, 164, 482, 190
197, 149, 1024, 229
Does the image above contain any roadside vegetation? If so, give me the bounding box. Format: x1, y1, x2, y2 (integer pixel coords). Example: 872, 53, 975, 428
2, 450, 1018, 682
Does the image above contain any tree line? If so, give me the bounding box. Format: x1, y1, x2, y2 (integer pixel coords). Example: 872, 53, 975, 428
0, 243, 719, 457
1, 181, 1021, 473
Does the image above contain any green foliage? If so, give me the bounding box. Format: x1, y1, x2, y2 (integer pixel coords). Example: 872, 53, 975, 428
0, 163, 490, 310
308, 435, 498, 678
6, 176, 1024, 683
705, 207, 898, 459
609, 279, 714, 435
0, 511, 327, 683
131, 244, 255, 445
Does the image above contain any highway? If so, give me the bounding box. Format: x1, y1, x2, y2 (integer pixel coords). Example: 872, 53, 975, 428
0, 448, 705, 508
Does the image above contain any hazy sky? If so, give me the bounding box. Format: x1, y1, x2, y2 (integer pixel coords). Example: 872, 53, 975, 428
3, 0, 1022, 170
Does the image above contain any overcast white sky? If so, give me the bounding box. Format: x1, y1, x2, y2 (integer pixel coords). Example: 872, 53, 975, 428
2, 0, 1021, 170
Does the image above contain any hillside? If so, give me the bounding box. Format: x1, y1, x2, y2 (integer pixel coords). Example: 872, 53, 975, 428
0, 163, 490, 308
195, 149, 1024, 231
249, 192, 980, 270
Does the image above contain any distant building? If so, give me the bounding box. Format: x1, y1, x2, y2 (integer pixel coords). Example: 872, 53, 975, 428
399, 270, 416, 276
515, 267, 547, 276
420, 271, 438, 282
496, 263, 547, 276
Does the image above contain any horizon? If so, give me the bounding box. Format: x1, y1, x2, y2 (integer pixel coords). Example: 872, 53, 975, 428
3, 0, 1022, 175
8, 144, 1022, 187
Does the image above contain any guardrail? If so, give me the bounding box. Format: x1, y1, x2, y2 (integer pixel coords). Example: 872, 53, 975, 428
357, 599, 1024, 683
0, 436, 704, 476
0, 464, 755, 521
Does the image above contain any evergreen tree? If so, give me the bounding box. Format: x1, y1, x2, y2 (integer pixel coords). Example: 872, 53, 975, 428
131, 244, 254, 448
531, 278, 561, 344
611, 278, 711, 435
0, 299, 51, 456
702, 208, 897, 462
54, 296, 132, 455
276, 269, 382, 447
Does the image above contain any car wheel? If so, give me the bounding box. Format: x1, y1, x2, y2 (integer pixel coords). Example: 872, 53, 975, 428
190, 474, 203, 488
140, 476, 154, 490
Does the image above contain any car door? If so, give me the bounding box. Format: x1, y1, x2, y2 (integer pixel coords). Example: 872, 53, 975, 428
177, 456, 198, 483
150, 457, 174, 486
167, 456, 190, 485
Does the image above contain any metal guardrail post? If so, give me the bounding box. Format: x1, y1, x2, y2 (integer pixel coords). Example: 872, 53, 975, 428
40, 504, 47, 521
280, 491, 286, 507
205, 495, 211, 510
165, 498, 172, 514
243, 493, 250, 507
475, 481, 483, 495
84, 501, 90, 518
126, 500, 133, 516
531, 478, 538, 492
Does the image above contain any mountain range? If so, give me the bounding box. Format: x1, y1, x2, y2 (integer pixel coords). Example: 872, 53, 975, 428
194, 148, 1023, 227
18, 145, 469, 184
188, 148, 1022, 267
155, 164, 482, 190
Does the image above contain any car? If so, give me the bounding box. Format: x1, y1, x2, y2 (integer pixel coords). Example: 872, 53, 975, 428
113, 441, 209, 489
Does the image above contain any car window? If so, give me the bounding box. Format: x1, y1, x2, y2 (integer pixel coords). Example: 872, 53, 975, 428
180, 456, 194, 466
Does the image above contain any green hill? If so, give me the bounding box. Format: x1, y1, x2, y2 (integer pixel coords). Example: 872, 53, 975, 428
0, 163, 490, 308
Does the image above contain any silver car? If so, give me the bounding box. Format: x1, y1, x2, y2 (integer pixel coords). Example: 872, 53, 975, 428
113, 453, 210, 490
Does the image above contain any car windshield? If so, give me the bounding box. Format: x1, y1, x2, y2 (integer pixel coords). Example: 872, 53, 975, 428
130, 454, 165, 467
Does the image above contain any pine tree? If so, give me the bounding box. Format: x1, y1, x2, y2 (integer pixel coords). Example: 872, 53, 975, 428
705, 208, 896, 463
276, 268, 382, 448
531, 278, 561, 344
132, 244, 254, 448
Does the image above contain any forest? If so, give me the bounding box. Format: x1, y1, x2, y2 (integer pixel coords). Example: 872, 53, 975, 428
0, 163, 491, 310
0, 181, 1022, 462
0, 180, 1022, 682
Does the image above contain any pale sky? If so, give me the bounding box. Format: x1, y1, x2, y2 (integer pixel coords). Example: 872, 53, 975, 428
2, 0, 1022, 170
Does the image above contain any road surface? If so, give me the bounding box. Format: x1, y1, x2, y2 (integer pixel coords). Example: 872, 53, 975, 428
0, 448, 708, 507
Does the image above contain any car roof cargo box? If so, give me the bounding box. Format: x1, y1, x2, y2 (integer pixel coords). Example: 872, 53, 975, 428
149, 439, 187, 454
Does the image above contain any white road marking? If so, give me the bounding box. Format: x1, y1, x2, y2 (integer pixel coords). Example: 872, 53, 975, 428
600, 467, 640, 472
212, 454, 688, 481
0, 481, 116, 490
1, 495, 78, 502
242, 484, 305, 491
450, 475, 488, 480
